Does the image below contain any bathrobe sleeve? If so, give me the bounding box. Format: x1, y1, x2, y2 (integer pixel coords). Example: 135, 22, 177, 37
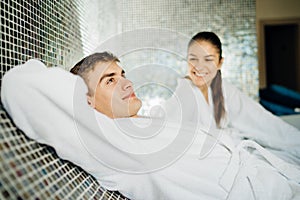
223, 81, 300, 163
0, 60, 153, 192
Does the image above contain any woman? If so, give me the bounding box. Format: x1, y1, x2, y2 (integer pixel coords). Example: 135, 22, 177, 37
164, 31, 300, 165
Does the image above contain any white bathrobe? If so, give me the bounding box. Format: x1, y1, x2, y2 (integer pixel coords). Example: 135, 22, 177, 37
2, 60, 300, 200
162, 78, 300, 165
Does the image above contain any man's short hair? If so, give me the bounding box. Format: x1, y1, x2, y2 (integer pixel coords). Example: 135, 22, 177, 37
70, 52, 120, 77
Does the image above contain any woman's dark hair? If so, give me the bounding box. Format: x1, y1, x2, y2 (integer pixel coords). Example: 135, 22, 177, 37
188, 31, 226, 128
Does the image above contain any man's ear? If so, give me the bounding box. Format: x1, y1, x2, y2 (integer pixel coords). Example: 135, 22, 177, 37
87, 94, 95, 108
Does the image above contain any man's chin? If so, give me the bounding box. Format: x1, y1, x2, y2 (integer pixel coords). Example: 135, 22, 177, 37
110, 100, 142, 118
128, 99, 142, 117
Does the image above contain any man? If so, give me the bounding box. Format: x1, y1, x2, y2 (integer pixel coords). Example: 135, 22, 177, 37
3, 53, 300, 200
69, 51, 300, 199
70, 52, 142, 118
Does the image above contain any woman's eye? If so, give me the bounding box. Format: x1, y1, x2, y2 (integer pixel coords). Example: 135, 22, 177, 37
205, 59, 214, 62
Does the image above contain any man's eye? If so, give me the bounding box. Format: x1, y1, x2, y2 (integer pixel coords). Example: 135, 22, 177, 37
106, 78, 114, 85
205, 59, 214, 62
189, 58, 197, 61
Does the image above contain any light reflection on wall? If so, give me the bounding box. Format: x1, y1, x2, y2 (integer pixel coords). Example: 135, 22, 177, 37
120, 49, 187, 116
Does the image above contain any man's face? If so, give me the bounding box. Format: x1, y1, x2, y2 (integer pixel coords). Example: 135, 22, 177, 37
86, 61, 142, 118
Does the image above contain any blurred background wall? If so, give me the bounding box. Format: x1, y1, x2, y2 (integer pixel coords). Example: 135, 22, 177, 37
1, 0, 299, 115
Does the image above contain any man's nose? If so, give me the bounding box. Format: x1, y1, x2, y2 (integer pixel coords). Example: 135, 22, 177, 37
120, 78, 133, 91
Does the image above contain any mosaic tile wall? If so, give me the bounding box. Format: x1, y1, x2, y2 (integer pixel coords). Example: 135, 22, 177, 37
117, 0, 258, 115
81, 0, 120, 55
0, 0, 257, 115
0, 0, 91, 86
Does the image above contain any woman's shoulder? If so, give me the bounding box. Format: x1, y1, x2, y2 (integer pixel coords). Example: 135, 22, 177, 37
175, 77, 195, 90
221, 79, 245, 102
222, 79, 235, 88
173, 78, 200, 98
222, 79, 241, 93
177, 77, 192, 85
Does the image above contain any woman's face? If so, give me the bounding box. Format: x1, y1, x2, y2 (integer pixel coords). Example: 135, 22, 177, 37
187, 40, 223, 88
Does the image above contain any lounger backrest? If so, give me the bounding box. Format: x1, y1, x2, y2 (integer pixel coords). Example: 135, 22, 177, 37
0, 103, 129, 199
